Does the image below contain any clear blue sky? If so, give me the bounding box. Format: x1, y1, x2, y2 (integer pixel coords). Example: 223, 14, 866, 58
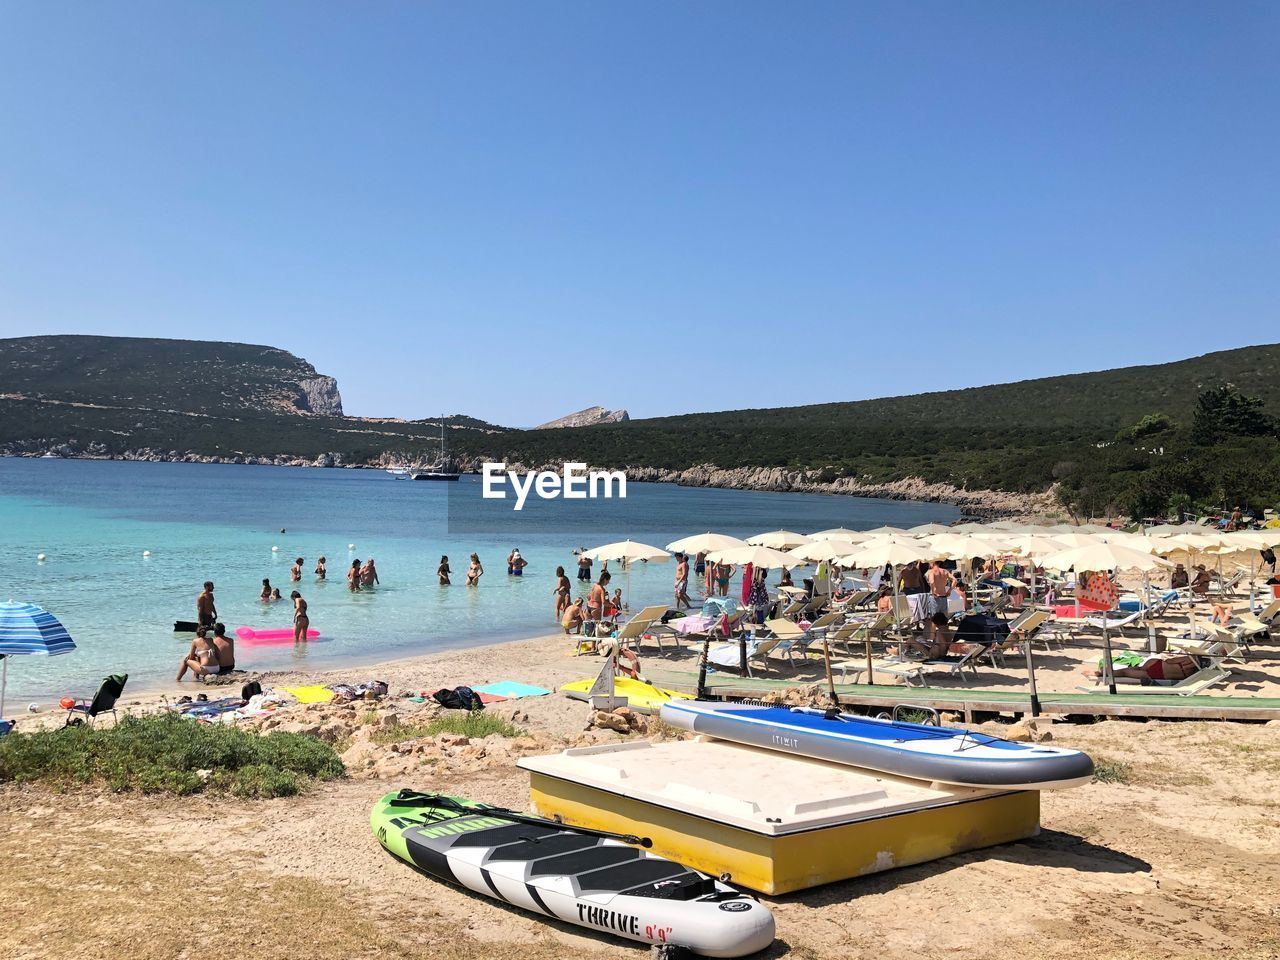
1, 2, 1276, 427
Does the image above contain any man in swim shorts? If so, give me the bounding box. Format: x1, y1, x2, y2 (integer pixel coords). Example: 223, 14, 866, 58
196, 581, 217, 629
211, 623, 236, 674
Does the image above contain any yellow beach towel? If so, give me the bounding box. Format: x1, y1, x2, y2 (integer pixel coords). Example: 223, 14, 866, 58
283, 685, 334, 704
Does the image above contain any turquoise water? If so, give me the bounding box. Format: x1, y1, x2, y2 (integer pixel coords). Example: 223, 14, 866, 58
0, 459, 957, 700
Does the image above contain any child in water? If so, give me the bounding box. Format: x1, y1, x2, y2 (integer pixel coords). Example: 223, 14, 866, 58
270, 587, 282, 602
260, 578, 272, 601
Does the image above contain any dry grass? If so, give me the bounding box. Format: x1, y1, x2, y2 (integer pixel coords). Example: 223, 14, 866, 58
0, 814, 610, 960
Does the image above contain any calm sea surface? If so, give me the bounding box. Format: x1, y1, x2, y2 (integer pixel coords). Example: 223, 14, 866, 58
0, 459, 957, 700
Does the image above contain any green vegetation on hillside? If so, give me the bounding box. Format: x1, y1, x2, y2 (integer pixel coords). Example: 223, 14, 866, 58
4, 335, 1280, 518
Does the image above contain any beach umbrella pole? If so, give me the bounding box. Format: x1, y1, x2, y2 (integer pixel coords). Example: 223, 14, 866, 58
822, 639, 839, 707
0, 655, 6, 721
1144, 572, 1157, 654
1102, 622, 1117, 696
1022, 637, 1040, 717
697, 637, 710, 699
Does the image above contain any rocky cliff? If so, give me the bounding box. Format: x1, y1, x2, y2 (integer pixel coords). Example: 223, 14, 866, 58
534, 406, 629, 429
294, 376, 344, 416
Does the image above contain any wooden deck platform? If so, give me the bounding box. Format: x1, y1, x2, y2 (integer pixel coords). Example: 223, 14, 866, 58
642, 667, 1280, 722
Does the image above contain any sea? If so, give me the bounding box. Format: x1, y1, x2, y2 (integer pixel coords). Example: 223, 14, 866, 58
0, 458, 957, 700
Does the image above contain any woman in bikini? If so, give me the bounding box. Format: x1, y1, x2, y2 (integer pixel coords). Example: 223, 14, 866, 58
553, 565, 571, 620
438, 555, 451, 586
176, 629, 220, 682
466, 553, 484, 586
348, 559, 362, 592
315, 556, 327, 580
291, 590, 309, 643
260, 578, 272, 601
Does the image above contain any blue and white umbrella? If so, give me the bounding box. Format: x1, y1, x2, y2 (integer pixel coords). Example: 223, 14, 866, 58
0, 600, 77, 720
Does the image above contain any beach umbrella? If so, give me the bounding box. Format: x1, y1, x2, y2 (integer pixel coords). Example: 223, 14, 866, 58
808, 528, 867, 541
787, 539, 860, 563
706, 545, 801, 569
579, 541, 670, 613
841, 539, 935, 630
665, 532, 747, 555
1040, 544, 1171, 690
1144, 523, 1197, 537
0, 600, 77, 721
746, 530, 812, 550
580, 540, 670, 563
864, 525, 909, 537
921, 533, 980, 558
908, 522, 953, 536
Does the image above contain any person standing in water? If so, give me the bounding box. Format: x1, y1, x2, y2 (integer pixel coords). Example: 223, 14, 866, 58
260, 578, 272, 601
361, 558, 380, 587
290, 557, 303, 582
196, 581, 217, 629
347, 560, 362, 592
553, 565, 571, 621
466, 553, 484, 586
437, 555, 451, 585
315, 556, 327, 580
291, 590, 309, 642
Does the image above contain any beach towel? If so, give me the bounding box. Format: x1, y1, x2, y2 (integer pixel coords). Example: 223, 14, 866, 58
475, 692, 510, 705
282, 685, 335, 704
472, 681, 551, 699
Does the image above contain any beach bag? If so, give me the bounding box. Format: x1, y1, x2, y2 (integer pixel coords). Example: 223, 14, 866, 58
583, 620, 598, 638
431, 686, 484, 711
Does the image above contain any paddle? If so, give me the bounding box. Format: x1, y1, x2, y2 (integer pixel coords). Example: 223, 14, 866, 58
387, 790, 653, 848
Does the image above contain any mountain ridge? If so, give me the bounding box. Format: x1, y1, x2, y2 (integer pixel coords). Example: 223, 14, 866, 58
3, 335, 1279, 518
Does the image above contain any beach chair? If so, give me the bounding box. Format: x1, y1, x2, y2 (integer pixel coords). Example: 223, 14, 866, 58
1165, 626, 1247, 664
760, 618, 815, 666
1081, 610, 1144, 633
830, 614, 894, 656
746, 637, 786, 675
803, 611, 843, 643
63, 673, 128, 728
837, 657, 926, 686
1208, 571, 1245, 597
1078, 664, 1233, 696
984, 609, 1053, 665
608, 605, 673, 653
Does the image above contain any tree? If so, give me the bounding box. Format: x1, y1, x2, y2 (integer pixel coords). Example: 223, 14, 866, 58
1191, 386, 1275, 444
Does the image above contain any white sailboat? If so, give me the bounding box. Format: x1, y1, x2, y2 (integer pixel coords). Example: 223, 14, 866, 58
411, 418, 460, 481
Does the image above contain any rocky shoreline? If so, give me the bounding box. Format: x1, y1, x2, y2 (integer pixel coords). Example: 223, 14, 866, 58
2, 446, 1062, 521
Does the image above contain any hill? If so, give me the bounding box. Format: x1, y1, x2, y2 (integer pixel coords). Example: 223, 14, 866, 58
3, 335, 1279, 518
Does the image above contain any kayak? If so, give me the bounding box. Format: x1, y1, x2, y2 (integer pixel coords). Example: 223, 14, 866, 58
560, 676, 690, 714
235, 626, 320, 644
371, 790, 774, 958
659, 700, 1094, 790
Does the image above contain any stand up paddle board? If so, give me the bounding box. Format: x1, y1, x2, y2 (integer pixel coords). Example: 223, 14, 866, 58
660, 700, 1094, 790
371, 790, 774, 957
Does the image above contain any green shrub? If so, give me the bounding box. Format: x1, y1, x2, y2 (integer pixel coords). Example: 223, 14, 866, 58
0, 714, 344, 797
1091, 758, 1133, 784
372, 711, 524, 744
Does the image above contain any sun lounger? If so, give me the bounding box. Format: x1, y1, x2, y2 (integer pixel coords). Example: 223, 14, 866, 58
760, 618, 817, 666
609, 605, 673, 653
1078, 665, 1233, 696
1082, 610, 1143, 632
836, 657, 926, 686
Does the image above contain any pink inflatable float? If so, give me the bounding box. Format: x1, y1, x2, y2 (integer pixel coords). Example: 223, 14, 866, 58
235, 626, 321, 645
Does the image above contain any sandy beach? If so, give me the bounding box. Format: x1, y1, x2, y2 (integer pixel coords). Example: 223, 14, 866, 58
3, 625, 1279, 960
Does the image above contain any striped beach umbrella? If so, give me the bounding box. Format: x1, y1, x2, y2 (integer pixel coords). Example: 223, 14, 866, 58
0, 600, 77, 721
